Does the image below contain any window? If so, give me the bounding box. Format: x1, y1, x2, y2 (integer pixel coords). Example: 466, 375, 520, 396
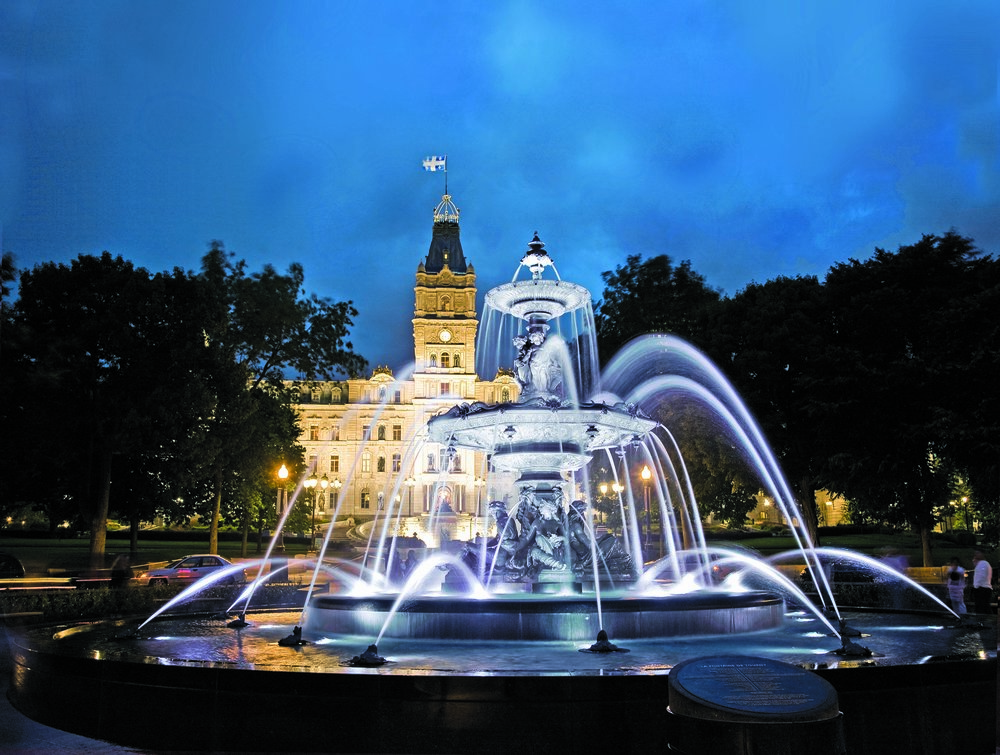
360, 489, 371, 509
377, 425, 386, 441
377, 456, 386, 473
392, 424, 402, 441
332, 387, 342, 402
330, 455, 340, 474
362, 425, 370, 439
501, 388, 510, 403
393, 390, 401, 403
440, 382, 451, 396
441, 295, 451, 311
311, 388, 322, 402
392, 453, 401, 473
441, 353, 451, 368
309, 426, 319, 441
362, 452, 371, 473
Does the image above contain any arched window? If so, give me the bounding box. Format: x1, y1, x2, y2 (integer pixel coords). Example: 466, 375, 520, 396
441, 295, 451, 311
441, 353, 450, 368
310, 388, 322, 403
332, 387, 342, 403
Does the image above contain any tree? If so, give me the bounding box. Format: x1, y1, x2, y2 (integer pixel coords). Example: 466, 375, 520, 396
703, 275, 829, 542
595, 254, 721, 361
3, 254, 217, 565
811, 232, 995, 564
185, 243, 366, 553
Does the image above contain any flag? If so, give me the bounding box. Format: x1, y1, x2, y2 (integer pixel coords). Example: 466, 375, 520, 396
423, 155, 447, 172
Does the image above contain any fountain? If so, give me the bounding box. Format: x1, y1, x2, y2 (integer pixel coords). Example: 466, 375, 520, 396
6, 233, 995, 754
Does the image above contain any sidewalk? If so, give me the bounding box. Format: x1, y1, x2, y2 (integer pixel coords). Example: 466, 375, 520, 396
1, 622, 151, 754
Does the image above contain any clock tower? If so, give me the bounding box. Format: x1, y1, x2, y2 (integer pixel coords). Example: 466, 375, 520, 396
413, 194, 478, 400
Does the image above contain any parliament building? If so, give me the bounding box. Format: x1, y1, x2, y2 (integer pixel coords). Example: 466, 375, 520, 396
288, 195, 519, 534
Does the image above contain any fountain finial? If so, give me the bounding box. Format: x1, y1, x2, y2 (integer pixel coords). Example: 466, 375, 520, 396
521, 232, 554, 279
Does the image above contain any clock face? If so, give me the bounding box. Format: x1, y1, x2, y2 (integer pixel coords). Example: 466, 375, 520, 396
439, 329, 452, 342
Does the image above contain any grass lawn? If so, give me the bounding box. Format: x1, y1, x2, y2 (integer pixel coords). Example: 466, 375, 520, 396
3, 530, 991, 577
0, 534, 315, 575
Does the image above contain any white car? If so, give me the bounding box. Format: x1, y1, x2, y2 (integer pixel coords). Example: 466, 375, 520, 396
136, 554, 245, 586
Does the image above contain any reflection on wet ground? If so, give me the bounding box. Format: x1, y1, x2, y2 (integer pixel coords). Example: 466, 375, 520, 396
28, 609, 996, 676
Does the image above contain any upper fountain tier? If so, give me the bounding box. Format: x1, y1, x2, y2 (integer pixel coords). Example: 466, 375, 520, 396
485, 233, 591, 323
427, 232, 656, 481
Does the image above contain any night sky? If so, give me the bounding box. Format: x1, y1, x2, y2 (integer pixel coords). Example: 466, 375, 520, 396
3, 1, 998, 369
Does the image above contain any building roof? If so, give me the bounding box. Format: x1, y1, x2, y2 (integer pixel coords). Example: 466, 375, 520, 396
422, 195, 468, 274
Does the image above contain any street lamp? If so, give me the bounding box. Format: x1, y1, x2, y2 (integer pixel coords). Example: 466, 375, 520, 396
319, 475, 329, 547
405, 476, 416, 515
304, 473, 317, 548
641, 465, 652, 549
474, 477, 486, 516
275, 463, 289, 553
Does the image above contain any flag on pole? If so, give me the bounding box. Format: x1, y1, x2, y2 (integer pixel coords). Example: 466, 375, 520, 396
422, 155, 447, 172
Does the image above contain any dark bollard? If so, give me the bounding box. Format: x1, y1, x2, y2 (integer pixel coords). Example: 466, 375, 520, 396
667, 655, 845, 755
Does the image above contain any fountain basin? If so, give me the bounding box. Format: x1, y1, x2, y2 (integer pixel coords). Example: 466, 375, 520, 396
6, 610, 995, 754
304, 590, 785, 640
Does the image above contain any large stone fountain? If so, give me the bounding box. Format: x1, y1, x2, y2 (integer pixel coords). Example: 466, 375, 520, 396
304, 232, 786, 641
6, 233, 996, 754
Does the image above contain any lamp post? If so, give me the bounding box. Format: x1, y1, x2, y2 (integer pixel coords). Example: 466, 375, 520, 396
330, 477, 342, 524
304, 473, 317, 550
611, 482, 624, 536
319, 475, 329, 547
405, 476, 416, 515
641, 465, 652, 550
275, 464, 289, 553
474, 476, 485, 517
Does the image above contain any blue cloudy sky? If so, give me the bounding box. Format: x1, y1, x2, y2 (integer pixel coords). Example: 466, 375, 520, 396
2, 1, 998, 369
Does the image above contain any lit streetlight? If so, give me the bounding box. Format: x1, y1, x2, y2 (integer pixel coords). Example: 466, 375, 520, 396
405, 476, 416, 515
275, 463, 289, 553
641, 465, 652, 550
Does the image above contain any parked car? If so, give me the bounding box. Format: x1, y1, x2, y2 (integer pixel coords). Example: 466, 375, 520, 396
0, 552, 26, 578
135, 554, 245, 586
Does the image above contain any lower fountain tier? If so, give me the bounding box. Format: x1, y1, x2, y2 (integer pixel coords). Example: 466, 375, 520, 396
426, 401, 658, 474
304, 590, 784, 641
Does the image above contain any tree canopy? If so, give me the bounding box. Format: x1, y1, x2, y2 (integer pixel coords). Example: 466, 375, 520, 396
0, 246, 365, 562
594, 233, 1000, 556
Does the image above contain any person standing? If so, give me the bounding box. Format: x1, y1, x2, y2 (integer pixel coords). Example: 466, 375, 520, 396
971, 550, 993, 614
944, 557, 966, 620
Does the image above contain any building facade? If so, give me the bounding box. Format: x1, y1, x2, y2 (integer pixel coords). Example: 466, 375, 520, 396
289, 195, 518, 528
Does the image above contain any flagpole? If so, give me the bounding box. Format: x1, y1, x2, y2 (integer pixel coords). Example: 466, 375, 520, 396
444, 155, 448, 196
